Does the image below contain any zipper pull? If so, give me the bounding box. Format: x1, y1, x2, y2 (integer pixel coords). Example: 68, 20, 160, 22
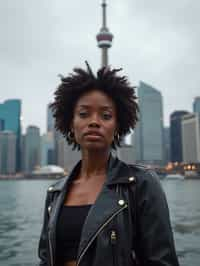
110, 230, 117, 245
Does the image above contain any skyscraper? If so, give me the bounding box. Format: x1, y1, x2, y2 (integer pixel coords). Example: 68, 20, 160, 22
96, 0, 113, 67
193, 97, 200, 114
117, 143, 135, 164
57, 134, 80, 171
41, 132, 55, 166
0, 119, 4, 131
170, 110, 189, 163
0, 99, 21, 171
0, 131, 16, 174
134, 81, 164, 165
163, 127, 170, 164
24, 126, 41, 172
47, 103, 55, 133
182, 113, 200, 163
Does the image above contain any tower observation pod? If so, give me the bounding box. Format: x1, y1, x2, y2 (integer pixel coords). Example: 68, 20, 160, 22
96, 0, 113, 67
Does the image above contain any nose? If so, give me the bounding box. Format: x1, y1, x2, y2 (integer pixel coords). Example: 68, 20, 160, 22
88, 114, 100, 128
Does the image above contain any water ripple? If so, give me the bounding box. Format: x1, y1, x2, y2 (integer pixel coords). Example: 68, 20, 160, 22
0, 179, 199, 266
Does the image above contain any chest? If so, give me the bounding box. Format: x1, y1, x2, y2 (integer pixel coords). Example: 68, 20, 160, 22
64, 175, 106, 205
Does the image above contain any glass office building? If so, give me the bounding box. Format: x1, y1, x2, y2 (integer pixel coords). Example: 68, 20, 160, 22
0, 119, 5, 130
170, 111, 189, 163
24, 126, 41, 172
193, 97, 200, 114
0, 131, 16, 174
47, 103, 55, 133
0, 99, 21, 171
134, 81, 164, 165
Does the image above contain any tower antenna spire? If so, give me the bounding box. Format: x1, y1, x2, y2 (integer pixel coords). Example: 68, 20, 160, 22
102, 0, 106, 28
96, 0, 113, 67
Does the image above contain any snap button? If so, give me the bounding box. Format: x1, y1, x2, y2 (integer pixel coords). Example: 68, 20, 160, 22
48, 186, 53, 191
48, 206, 51, 213
118, 199, 125, 206
129, 176, 135, 182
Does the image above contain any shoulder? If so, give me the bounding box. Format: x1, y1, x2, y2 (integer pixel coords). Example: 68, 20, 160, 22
47, 175, 69, 194
111, 157, 160, 187
127, 163, 161, 189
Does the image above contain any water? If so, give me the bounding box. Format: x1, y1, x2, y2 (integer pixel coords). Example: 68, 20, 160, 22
0, 179, 199, 266
162, 179, 200, 266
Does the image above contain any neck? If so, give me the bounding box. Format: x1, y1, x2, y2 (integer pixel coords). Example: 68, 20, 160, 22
80, 149, 110, 179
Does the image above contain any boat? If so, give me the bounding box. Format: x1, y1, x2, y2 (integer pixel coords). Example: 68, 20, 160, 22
165, 174, 185, 180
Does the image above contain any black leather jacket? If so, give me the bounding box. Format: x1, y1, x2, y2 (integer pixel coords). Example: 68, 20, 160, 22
38, 156, 179, 266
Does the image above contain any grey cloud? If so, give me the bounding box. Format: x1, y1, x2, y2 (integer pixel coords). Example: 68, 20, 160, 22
0, 0, 200, 132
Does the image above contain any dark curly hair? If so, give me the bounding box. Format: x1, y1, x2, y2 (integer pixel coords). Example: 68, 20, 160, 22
51, 63, 139, 150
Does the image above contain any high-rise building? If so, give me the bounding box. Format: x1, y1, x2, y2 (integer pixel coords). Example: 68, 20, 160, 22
46, 103, 57, 163
24, 126, 41, 172
41, 132, 55, 166
118, 143, 135, 164
57, 135, 80, 171
0, 119, 4, 131
170, 111, 189, 162
163, 127, 170, 164
96, 0, 113, 67
47, 103, 55, 133
0, 131, 16, 174
182, 113, 200, 163
0, 99, 21, 171
193, 97, 200, 114
134, 81, 164, 165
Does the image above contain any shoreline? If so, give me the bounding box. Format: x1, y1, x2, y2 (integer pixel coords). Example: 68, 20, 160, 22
0, 175, 200, 181
0, 174, 64, 180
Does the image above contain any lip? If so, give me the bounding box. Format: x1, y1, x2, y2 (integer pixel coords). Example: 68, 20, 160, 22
84, 131, 103, 137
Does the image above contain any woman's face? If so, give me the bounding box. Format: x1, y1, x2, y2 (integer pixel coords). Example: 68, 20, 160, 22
72, 90, 117, 151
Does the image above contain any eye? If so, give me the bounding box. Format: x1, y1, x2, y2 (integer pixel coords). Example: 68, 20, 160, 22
78, 111, 88, 118
102, 113, 112, 120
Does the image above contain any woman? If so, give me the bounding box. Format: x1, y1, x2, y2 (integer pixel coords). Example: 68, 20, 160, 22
38, 63, 179, 266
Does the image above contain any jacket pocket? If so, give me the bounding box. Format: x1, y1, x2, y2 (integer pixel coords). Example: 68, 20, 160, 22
110, 230, 118, 266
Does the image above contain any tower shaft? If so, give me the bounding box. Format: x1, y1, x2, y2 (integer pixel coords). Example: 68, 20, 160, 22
102, 48, 108, 67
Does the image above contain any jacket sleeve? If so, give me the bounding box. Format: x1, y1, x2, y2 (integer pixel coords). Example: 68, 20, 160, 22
135, 170, 180, 266
38, 191, 51, 266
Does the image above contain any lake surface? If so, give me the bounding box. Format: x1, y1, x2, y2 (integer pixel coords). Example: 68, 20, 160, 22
0, 179, 199, 266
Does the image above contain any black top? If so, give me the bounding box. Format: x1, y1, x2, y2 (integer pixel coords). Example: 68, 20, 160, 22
56, 204, 92, 264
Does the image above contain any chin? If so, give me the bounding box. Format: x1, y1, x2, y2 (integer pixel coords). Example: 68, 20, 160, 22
83, 143, 108, 151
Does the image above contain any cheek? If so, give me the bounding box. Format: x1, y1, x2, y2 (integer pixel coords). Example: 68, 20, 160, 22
106, 123, 117, 139
72, 119, 81, 140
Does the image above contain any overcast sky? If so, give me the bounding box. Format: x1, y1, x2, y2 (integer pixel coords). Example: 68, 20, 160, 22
0, 0, 199, 134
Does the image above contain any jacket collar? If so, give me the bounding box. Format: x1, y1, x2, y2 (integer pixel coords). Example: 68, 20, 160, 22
49, 154, 136, 193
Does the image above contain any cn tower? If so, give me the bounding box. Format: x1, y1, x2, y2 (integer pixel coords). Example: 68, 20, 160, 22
96, 0, 113, 67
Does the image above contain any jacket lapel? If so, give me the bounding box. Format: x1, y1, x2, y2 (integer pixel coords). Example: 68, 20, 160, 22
77, 184, 128, 261
77, 155, 129, 262
48, 161, 81, 231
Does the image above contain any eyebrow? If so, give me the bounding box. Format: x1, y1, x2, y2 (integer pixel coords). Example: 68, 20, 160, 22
77, 104, 114, 110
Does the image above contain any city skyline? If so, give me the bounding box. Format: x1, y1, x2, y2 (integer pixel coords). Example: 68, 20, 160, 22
0, 84, 199, 135
1, 0, 200, 133
0, 84, 200, 173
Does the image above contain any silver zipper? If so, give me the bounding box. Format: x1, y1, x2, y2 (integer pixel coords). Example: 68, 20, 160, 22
111, 230, 117, 266
48, 231, 54, 266
110, 230, 117, 244
77, 204, 127, 266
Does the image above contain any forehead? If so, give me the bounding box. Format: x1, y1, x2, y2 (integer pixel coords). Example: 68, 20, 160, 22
75, 90, 116, 109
